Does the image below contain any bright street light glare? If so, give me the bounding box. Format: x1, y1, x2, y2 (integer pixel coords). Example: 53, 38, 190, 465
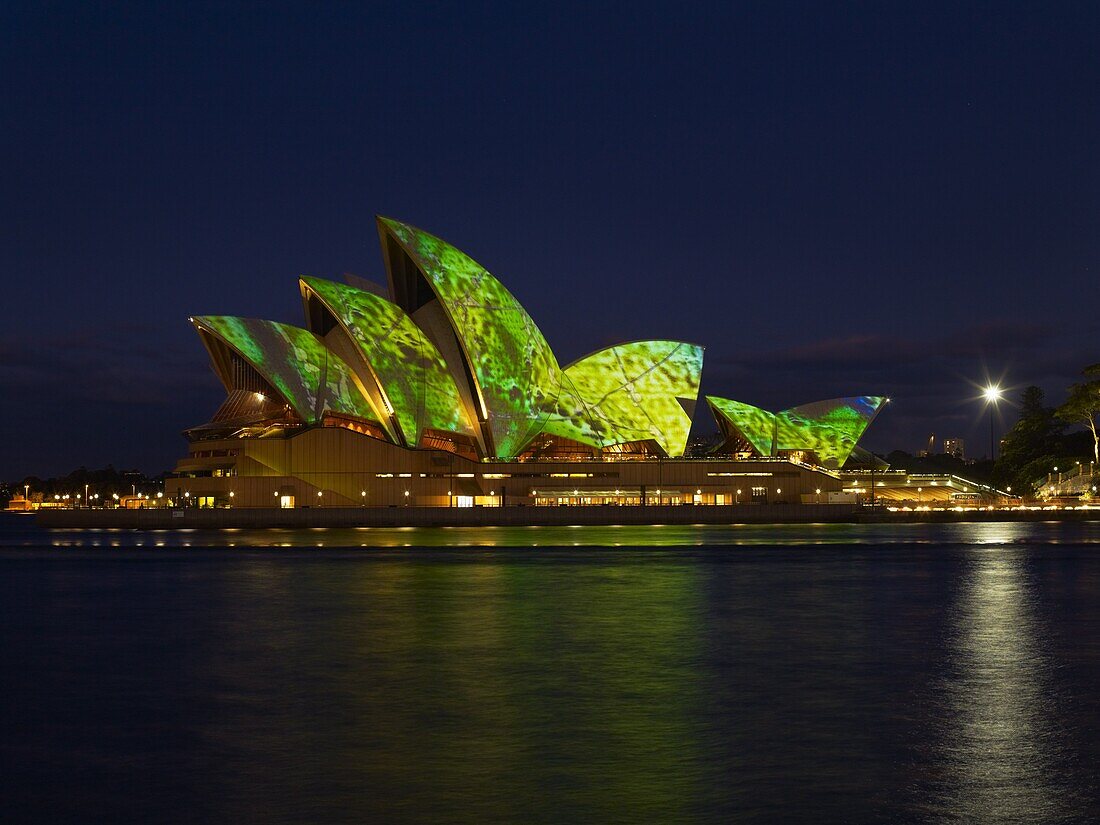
983, 385, 1003, 402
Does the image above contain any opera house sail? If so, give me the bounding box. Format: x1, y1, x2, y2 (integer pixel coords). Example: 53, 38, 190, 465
706, 396, 887, 469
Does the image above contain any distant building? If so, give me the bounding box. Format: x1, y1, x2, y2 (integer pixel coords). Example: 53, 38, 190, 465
944, 438, 964, 459
5, 494, 33, 512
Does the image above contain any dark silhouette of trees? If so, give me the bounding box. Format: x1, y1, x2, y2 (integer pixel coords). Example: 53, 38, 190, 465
1056, 364, 1100, 464
995, 386, 1067, 492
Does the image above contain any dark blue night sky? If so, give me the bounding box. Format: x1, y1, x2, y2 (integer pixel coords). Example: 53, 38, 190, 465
2, 1, 1096, 477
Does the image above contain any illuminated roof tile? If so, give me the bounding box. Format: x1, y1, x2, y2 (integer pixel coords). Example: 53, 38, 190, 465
300, 277, 474, 445
378, 217, 561, 458
708, 395, 886, 468
192, 316, 377, 425
557, 341, 704, 457
705, 397, 777, 456
774, 396, 886, 468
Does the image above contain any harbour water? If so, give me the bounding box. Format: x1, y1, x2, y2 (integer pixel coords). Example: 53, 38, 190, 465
2, 516, 1100, 822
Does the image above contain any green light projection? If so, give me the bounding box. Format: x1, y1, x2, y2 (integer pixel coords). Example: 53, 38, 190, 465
193, 219, 719, 457
193, 316, 378, 425
774, 396, 885, 468
704, 398, 777, 456
707, 395, 885, 468
544, 341, 704, 457
379, 218, 561, 458
301, 278, 474, 445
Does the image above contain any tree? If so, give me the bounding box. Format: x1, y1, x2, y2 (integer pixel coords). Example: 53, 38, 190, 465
1057, 364, 1100, 464
996, 386, 1065, 492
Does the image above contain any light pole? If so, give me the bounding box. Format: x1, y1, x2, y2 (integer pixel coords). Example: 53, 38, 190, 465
983, 385, 1003, 461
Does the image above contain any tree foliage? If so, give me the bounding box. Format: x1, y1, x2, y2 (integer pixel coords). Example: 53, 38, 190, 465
995, 386, 1066, 491
1055, 364, 1100, 464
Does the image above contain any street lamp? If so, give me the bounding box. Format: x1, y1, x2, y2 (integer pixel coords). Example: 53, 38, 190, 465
982, 385, 1003, 461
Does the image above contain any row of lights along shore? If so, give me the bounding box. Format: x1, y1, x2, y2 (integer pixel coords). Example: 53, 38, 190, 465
21, 382, 1070, 509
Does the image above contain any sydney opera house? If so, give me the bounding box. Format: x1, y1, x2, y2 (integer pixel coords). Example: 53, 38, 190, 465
168, 218, 886, 508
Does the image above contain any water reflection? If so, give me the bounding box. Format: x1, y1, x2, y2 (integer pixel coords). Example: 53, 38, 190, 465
192, 557, 708, 821
4, 519, 1100, 821
15, 519, 1100, 550
928, 552, 1081, 822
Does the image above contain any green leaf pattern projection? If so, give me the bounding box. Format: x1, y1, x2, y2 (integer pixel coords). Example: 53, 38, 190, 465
774, 396, 885, 468
545, 342, 704, 457
705, 397, 777, 455
380, 218, 562, 458
193, 219, 710, 457
301, 278, 474, 445
708, 395, 885, 468
193, 316, 378, 425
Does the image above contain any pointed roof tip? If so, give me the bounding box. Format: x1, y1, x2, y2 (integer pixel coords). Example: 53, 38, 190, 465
375, 214, 406, 229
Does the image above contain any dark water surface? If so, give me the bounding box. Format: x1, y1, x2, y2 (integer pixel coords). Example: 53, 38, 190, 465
3, 515, 1100, 823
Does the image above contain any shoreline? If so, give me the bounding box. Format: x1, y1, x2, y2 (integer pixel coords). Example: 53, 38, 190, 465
28, 504, 1100, 530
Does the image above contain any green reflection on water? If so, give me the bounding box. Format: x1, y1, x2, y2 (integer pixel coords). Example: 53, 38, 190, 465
194, 557, 707, 821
